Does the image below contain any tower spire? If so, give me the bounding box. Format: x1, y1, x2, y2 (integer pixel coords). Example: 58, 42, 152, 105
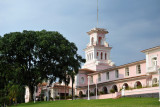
97, 0, 98, 28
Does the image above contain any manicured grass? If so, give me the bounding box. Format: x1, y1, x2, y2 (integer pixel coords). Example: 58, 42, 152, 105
11, 97, 160, 107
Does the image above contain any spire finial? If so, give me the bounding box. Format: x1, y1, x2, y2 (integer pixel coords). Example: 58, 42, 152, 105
97, 0, 98, 28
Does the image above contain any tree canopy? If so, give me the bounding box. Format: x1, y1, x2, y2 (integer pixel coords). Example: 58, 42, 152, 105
0, 30, 85, 103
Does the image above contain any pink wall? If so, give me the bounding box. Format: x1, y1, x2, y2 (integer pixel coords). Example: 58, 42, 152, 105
78, 71, 89, 87
124, 87, 159, 96
89, 62, 146, 86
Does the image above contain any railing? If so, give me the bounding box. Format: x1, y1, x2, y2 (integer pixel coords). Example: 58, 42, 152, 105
122, 87, 159, 97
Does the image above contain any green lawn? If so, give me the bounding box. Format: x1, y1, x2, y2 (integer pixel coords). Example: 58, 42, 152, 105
11, 97, 160, 107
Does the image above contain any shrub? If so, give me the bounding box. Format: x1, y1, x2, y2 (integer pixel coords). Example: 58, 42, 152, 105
74, 95, 78, 98
152, 84, 158, 87
50, 97, 53, 101
99, 91, 104, 95
110, 89, 115, 93
0, 96, 10, 106
66, 95, 72, 99
83, 94, 86, 97
137, 85, 142, 89
55, 96, 60, 99
90, 92, 94, 96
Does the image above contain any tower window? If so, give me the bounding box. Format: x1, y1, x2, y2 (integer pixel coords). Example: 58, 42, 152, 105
98, 37, 102, 45
101, 52, 103, 60
105, 53, 107, 60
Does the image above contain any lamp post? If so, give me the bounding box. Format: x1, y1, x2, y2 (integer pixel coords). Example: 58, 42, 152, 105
88, 76, 90, 100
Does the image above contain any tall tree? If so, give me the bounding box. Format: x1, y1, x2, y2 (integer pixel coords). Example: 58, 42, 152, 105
0, 30, 85, 102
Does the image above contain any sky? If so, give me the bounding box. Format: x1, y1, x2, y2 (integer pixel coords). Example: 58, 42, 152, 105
0, 0, 160, 66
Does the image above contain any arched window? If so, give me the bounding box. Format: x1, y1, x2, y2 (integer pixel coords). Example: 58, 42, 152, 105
152, 57, 157, 66
98, 37, 102, 45
102, 87, 108, 94
97, 52, 99, 59
112, 85, 118, 92
152, 78, 158, 86
81, 77, 84, 84
79, 91, 83, 98
101, 52, 103, 60
134, 81, 142, 88
122, 83, 129, 90
91, 37, 94, 45
105, 53, 107, 60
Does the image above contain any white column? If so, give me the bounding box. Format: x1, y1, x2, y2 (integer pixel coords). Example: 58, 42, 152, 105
88, 76, 90, 100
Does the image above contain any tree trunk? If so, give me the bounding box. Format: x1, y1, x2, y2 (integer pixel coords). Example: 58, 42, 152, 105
72, 76, 73, 100
64, 71, 66, 100
29, 85, 34, 102
65, 80, 66, 100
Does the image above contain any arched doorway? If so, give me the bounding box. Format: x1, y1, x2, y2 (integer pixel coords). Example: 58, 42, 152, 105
94, 88, 99, 95
102, 87, 108, 94
122, 83, 129, 90
134, 81, 142, 88
112, 85, 118, 92
79, 91, 83, 97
